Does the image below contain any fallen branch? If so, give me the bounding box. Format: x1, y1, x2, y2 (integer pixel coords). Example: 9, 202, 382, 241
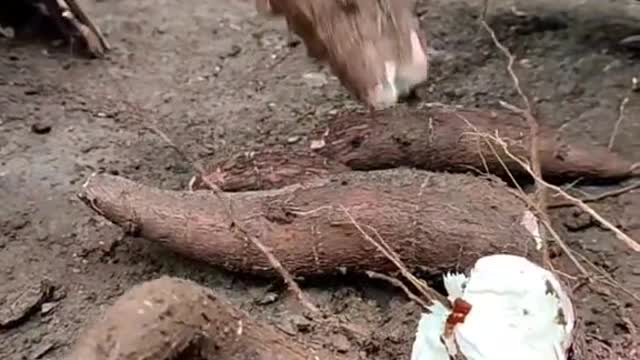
78, 169, 539, 277
67, 276, 340, 360
190, 107, 636, 192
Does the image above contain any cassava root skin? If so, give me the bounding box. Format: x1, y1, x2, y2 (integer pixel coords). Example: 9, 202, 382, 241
189, 147, 349, 192
190, 106, 635, 192
313, 107, 635, 182
67, 276, 337, 360
79, 169, 539, 278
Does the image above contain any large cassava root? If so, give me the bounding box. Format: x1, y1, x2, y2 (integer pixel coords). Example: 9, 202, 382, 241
68, 276, 340, 360
79, 169, 538, 277
191, 107, 636, 191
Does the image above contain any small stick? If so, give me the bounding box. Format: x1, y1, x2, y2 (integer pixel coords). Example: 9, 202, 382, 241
365, 271, 428, 308
479, 22, 539, 177
480, 18, 550, 264
146, 124, 319, 313
340, 205, 450, 308
608, 95, 630, 150
570, 249, 640, 303
473, 130, 640, 252
60, 0, 110, 55
456, 112, 636, 292
461, 115, 589, 273
549, 181, 640, 209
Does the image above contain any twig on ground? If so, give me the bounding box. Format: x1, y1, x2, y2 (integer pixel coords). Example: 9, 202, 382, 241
339, 205, 451, 309
63, 0, 111, 52
508, 154, 640, 252
608, 94, 630, 150
570, 249, 640, 303
470, 130, 640, 252
549, 181, 640, 209
458, 113, 640, 304
458, 114, 588, 274
366, 271, 429, 308
480, 17, 549, 263
145, 123, 319, 313
480, 0, 490, 22
480, 22, 541, 184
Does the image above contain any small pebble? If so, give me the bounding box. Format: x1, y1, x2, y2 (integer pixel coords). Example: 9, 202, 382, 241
302, 72, 328, 88
31, 123, 52, 135
40, 302, 58, 315
290, 314, 312, 333
0, 26, 14, 39
256, 292, 279, 305
32, 342, 56, 359
309, 139, 325, 150
330, 333, 351, 353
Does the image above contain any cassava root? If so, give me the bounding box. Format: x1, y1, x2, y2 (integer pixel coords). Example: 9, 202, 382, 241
79, 169, 539, 278
191, 106, 636, 192
67, 276, 342, 360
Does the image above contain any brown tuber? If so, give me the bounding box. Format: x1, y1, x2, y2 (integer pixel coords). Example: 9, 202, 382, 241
191, 107, 636, 192
67, 276, 341, 360
313, 107, 636, 181
78, 169, 538, 278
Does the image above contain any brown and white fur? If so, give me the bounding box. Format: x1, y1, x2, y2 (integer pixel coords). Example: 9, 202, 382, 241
256, 0, 429, 109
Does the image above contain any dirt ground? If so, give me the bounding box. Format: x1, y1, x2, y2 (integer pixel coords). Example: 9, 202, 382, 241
1, 0, 639, 359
